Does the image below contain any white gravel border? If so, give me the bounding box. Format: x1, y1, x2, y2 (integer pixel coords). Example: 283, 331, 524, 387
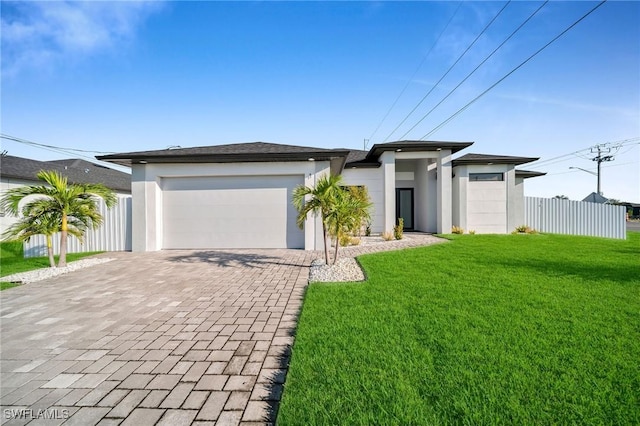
309, 234, 427, 283
1, 258, 115, 284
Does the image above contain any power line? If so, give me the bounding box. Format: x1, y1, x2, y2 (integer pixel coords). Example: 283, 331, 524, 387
528, 137, 639, 168
366, 1, 464, 145
420, 0, 608, 140
1, 134, 116, 155
382, 0, 512, 142
398, 0, 548, 140
0, 133, 127, 171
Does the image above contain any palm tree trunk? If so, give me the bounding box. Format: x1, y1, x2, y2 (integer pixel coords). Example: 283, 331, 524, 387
46, 235, 56, 268
322, 221, 330, 265
333, 234, 339, 265
58, 213, 68, 267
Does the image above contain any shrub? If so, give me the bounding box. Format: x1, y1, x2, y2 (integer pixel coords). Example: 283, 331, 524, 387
365, 223, 372, 237
451, 226, 464, 234
382, 232, 394, 241
513, 225, 537, 234
350, 237, 361, 246
468, 230, 476, 235
394, 218, 404, 240
339, 233, 351, 247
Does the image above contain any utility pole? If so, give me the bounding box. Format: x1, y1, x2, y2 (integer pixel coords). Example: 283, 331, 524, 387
590, 144, 614, 195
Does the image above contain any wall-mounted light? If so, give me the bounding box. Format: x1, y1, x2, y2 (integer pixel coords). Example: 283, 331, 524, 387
308, 158, 315, 161
139, 160, 147, 164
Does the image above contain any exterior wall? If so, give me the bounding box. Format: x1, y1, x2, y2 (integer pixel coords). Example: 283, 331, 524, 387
414, 159, 429, 232
341, 167, 384, 233
381, 152, 396, 233
455, 164, 515, 234
131, 161, 328, 252
512, 176, 525, 230
436, 150, 453, 233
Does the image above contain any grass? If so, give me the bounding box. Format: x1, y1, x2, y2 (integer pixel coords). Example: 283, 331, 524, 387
278, 233, 640, 425
0, 240, 102, 289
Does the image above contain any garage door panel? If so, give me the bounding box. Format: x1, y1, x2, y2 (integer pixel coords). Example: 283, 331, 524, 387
162, 175, 303, 249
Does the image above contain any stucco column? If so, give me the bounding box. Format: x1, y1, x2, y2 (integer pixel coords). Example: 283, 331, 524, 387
415, 158, 429, 232
437, 150, 452, 233
380, 151, 396, 233
506, 168, 521, 233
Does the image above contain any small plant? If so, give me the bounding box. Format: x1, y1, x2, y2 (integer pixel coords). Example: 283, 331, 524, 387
394, 218, 404, 240
382, 231, 394, 241
468, 230, 476, 235
365, 223, 372, 237
339, 234, 351, 247
350, 236, 361, 246
451, 226, 464, 234
513, 225, 537, 234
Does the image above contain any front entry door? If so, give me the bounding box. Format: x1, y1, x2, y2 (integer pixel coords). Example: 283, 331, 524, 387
396, 188, 414, 230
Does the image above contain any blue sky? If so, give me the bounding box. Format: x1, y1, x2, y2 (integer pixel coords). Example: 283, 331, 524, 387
2, 1, 639, 202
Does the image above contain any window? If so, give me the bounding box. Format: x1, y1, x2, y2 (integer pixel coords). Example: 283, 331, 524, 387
469, 173, 503, 182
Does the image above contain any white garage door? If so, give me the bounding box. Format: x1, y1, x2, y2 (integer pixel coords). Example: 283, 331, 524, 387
467, 181, 507, 233
162, 175, 304, 249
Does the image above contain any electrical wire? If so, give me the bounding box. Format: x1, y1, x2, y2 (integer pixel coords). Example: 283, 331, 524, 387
382, 0, 512, 142
0, 133, 127, 171
398, 0, 548, 139
366, 1, 464, 144
420, 0, 608, 139
1, 134, 116, 154
528, 138, 639, 168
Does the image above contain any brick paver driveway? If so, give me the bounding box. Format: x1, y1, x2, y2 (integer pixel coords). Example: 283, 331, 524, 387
1, 249, 315, 425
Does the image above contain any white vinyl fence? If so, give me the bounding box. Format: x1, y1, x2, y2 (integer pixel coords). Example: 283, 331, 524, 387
24, 195, 132, 258
524, 196, 626, 240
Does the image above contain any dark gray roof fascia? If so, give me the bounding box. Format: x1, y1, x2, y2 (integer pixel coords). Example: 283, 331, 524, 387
515, 169, 546, 179
453, 153, 539, 167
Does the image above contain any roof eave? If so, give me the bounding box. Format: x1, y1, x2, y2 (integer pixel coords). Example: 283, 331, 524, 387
515, 170, 547, 179
367, 141, 474, 160
97, 150, 351, 167
452, 157, 540, 167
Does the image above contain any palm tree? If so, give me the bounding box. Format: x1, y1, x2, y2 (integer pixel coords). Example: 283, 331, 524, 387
2, 204, 85, 268
292, 174, 343, 265
1, 170, 117, 267
325, 186, 372, 265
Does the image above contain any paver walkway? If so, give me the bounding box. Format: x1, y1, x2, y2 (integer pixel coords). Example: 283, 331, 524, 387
0, 234, 445, 425
1, 249, 314, 425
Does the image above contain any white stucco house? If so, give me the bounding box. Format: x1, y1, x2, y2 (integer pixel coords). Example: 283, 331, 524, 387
98, 141, 544, 251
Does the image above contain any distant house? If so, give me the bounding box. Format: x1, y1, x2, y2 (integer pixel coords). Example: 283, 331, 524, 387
98, 140, 545, 251
582, 192, 610, 204
0, 155, 131, 231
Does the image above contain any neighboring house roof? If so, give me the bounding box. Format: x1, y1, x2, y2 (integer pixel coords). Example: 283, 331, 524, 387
515, 169, 547, 179
344, 149, 380, 168
582, 192, 610, 204
452, 153, 539, 166
0, 155, 131, 193
97, 142, 351, 168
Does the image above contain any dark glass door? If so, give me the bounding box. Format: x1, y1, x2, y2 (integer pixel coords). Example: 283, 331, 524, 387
396, 188, 414, 230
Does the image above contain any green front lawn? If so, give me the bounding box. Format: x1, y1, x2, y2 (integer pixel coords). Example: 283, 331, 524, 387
0, 241, 102, 288
279, 233, 640, 425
